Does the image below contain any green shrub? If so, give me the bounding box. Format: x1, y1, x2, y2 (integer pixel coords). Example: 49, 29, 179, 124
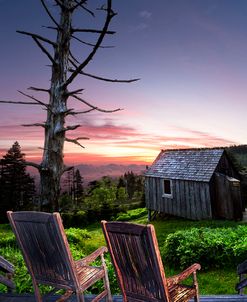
61, 211, 88, 228
0, 246, 31, 293
116, 208, 147, 221
160, 226, 247, 270
65, 227, 91, 248
0, 234, 16, 247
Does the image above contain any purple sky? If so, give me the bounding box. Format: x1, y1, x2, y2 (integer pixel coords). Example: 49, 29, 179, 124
0, 0, 247, 164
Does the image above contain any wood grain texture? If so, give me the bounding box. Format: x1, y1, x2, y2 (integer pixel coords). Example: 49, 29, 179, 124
101, 221, 201, 302
7, 211, 112, 302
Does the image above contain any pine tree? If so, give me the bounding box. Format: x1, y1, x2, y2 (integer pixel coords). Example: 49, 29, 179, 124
74, 169, 84, 202
124, 171, 136, 199
0, 142, 35, 214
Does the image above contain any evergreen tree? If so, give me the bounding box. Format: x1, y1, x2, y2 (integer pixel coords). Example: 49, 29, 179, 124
117, 176, 126, 189
116, 176, 127, 201
0, 142, 35, 214
74, 169, 84, 203
124, 171, 136, 199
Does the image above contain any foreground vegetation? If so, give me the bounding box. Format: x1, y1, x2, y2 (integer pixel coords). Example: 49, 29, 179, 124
0, 208, 246, 295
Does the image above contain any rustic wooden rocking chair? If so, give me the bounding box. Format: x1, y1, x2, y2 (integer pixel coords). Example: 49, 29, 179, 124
0, 256, 15, 292
7, 211, 112, 302
101, 221, 201, 302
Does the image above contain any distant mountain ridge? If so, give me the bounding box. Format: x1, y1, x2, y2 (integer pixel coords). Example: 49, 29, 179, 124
76, 163, 147, 183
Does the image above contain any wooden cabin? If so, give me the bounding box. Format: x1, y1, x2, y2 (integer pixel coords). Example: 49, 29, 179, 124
145, 148, 243, 220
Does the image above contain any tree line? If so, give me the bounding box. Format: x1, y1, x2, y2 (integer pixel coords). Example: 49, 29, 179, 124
0, 142, 144, 221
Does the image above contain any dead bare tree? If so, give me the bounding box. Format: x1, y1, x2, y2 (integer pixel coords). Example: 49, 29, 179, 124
0, 0, 138, 211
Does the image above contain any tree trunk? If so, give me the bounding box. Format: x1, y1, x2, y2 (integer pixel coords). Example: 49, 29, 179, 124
0, 0, 134, 212
40, 2, 71, 211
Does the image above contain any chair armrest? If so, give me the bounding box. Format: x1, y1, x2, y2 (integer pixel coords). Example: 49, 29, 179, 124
75, 246, 108, 267
236, 278, 247, 292
0, 275, 15, 290
167, 263, 201, 287
0, 256, 14, 274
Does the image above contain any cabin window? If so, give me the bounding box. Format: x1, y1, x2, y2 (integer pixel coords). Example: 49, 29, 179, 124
162, 179, 173, 198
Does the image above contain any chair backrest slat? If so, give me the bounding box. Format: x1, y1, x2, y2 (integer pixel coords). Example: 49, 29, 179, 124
7, 211, 77, 290
102, 221, 169, 302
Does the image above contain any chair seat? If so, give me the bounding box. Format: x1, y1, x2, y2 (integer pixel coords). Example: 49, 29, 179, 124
168, 284, 196, 302
76, 265, 105, 291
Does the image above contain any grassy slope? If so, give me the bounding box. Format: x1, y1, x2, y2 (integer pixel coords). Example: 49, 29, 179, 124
149, 217, 243, 294
75, 215, 245, 295
0, 213, 246, 295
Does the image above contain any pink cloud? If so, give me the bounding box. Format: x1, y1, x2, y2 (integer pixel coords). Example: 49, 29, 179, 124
0, 120, 237, 165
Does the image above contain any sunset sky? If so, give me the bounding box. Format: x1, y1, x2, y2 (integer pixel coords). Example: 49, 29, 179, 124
0, 0, 247, 165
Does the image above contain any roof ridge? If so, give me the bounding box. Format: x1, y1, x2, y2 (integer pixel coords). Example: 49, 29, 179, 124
161, 147, 225, 152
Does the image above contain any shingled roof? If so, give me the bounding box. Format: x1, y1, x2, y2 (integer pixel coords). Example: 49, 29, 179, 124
145, 148, 224, 182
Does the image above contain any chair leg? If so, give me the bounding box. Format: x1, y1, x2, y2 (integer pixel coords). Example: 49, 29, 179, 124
193, 272, 200, 302
103, 276, 112, 302
32, 281, 42, 302
101, 254, 112, 302
56, 290, 74, 302
76, 292, 85, 302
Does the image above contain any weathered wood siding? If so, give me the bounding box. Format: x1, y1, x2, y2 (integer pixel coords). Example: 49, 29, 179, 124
215, 152, 239, 179
215, 152, 244, 211
212, 173, 242, 220
145, 177, 212, 220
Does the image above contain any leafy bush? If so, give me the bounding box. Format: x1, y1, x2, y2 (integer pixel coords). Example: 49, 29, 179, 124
116, 208, 147, 221
160, 226, 247, 270
0, 246, 30, 293
65, 227, 91, 247
61, 211, 88, 228
0, 233, 16, 247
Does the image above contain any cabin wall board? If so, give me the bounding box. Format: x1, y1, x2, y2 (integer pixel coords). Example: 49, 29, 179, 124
145, 177, 212, 220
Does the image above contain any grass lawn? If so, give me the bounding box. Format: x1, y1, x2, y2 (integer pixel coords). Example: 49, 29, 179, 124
0, 210, 246, 295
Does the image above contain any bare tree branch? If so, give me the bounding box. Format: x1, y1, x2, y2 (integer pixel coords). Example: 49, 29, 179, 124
65, 136, 89, 149
72, 136, 89, 140
63, 165, 74, 173
54, 0, 66, 10
72, 94, 122, 113
69, 69, 140, 83
32, 37, 56, 65
56, 125, 81, 134
17, 30, 57, 46
69, 50, 80, 64
42, 25, 59, 31
64, 125, 81, 131
18, 90, 48, 108
72, 1, 95, 16
25, 161, 41, 170
71, 34, 114, 48
69, 58, 78, 69
65, 0, 115, 87
65, 88, 84, 96
69, 108, 96, 115
28, 86, 50, 93
40, 0, 60, 28
0, 100, 41, 105
22, 123, 47, 128
72, 28, 115, 34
